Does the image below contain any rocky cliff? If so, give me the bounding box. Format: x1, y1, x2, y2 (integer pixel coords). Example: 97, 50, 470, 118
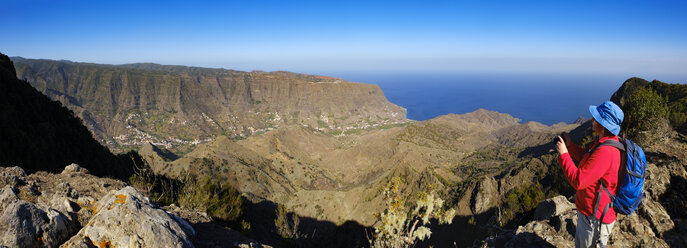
12, 57, 407, 153
0, 165, 271, 248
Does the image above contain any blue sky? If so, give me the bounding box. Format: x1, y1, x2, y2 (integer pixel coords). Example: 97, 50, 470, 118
2, 0, 686, 79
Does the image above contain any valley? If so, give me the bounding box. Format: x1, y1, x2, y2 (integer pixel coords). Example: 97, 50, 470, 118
2, 53, 686, 247
12, 57, 407, 154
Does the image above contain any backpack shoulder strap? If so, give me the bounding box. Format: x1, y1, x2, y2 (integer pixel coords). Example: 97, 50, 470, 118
599, 139, 625, 152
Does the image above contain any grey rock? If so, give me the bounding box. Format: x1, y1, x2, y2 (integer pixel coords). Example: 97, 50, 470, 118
610, 213, 666, 247
643, 163, 670, 201
497, 195, 671, 248
0, 167, 26, 188
638, 199, 674, 237
234, 242, 274, 248
472, 176, 498, 215
0, 199, 75, 248
0, 186, 19, 215
61, 186, 195, 248
62, 163, 89, 175
533, 195, 574, 221
56, 182, 78, 199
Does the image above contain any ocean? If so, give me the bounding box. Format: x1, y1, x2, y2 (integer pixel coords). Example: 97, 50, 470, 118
329, 72, 630, 125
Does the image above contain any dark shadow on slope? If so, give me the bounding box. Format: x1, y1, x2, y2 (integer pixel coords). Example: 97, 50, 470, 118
0, 52, 136, 180
503, 232, 556, 248
419, 205, 555, 248
242, 200, 371, 248
658, 174, 687, 247
150, 143, 179, 161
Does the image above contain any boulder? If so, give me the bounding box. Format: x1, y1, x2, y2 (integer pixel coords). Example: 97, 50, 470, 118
61, 163, 89, 175
506, 200, 577, 248
0, 166, 26, 188
0, 186, 20, 216
0, 186, 76, 248
533, 195, 575, 221
61, 186, 195, 248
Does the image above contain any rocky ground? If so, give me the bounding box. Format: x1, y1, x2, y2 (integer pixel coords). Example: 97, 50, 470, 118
0, 164, 270, 248
477, 135, 687, 248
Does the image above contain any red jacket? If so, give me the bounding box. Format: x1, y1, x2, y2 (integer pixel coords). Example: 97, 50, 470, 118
559, 136, 621, 223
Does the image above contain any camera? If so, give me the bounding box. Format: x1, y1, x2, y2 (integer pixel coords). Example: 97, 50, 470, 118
553, 133, 567, 144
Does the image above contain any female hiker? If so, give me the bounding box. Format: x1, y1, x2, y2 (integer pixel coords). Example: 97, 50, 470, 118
555, 101, 624, 248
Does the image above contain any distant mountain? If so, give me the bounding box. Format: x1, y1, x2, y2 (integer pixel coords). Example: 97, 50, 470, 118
0, 53, 134, 179
12, 57, 407, 153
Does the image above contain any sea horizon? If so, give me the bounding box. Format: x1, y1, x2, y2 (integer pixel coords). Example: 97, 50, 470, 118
319, 71, 686, 126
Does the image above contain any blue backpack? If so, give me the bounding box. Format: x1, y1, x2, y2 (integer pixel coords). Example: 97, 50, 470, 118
591, 138, 646, 221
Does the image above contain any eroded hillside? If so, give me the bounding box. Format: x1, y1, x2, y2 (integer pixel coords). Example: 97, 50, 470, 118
13, 58, 407, 154
142, 108, 578, 229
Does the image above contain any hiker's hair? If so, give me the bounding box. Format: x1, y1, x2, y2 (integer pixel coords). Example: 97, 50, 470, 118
594, 119, 616, 137
602, 127, 614, 137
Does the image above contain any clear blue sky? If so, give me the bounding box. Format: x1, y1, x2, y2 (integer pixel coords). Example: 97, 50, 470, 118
2, 0, 686, 80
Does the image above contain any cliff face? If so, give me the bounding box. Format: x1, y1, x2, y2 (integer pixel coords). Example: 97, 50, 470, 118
12, 58, 407, 153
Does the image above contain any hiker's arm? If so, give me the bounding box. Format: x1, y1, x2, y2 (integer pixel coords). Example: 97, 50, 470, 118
563, 132, 583, 161
560, 147, 615, 190
566, 142, 584, 161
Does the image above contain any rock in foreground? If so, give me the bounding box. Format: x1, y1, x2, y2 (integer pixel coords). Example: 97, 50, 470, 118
61, 186, 195, 248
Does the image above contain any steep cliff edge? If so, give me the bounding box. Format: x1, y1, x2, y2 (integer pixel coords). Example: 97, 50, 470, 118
12, 57, 407, 153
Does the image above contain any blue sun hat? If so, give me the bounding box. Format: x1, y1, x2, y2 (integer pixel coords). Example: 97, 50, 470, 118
589, 101, 624, 136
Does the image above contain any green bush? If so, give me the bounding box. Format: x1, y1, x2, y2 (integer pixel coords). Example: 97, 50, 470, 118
623, 87, 670, 144
647, 80, 687, 135
178, 175, 244, 223
501, 182, 545, 225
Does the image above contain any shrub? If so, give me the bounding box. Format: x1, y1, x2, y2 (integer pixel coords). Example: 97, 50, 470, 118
368, 177, 455, 248
177, 175, 244, 223
623, 87, 670, 145
128, 158, 182, 206
500, 181, 545, 226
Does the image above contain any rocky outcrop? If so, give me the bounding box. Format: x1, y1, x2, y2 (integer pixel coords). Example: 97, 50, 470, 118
480, 162, 681, 247
0, 185, 76, 248
61, 186, 195, 248
532, 195, 575, 221
472, 176, 499, 215
0, 165, 203, 248
61, 163, 89, 175
482, 196, 671, 248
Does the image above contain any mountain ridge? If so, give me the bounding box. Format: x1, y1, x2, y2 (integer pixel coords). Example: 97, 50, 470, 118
12, 57, 407, 154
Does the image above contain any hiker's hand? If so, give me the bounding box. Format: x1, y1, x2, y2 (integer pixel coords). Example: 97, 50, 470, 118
555, 136, 568, 155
